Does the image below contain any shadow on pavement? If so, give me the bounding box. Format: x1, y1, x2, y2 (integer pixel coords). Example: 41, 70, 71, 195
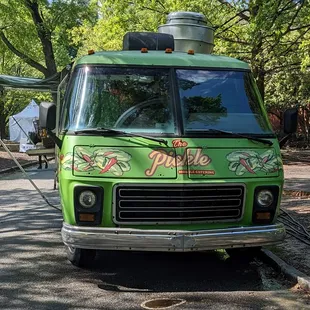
94, 250, 268, 293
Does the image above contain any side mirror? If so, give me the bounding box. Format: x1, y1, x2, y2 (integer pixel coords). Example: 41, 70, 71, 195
283, 108, 298, 134
39, 102, 56, 130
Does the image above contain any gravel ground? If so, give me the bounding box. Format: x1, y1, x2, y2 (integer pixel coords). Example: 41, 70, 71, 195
282, 149, 310, 165
284, 164, 310, 194
274, 150, 310, 277
0, 151, 37, 172
268, 196, 310, 277
282, 149, 310, 194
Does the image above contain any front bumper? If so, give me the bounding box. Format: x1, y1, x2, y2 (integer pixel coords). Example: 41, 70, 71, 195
61, 223, 285, 252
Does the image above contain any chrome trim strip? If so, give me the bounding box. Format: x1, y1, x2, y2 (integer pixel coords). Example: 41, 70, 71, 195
62, 223, 286, 252
113, 183, 246, 225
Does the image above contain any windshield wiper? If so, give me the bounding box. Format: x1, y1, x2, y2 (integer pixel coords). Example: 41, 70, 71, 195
74, 127, 168, 146
205, 129, 273, 146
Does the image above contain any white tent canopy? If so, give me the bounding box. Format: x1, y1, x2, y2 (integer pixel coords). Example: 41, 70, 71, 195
9, 100, 39, 142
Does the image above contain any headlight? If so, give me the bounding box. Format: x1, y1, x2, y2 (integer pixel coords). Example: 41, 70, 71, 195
256, 190, 274, 207
78, 190, 97, 208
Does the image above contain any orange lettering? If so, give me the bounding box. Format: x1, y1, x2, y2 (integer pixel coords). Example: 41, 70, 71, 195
176, 154, 186, 166
146, 148, 212, 176
145, 151, 168, 176
193, 148, 202, 165
165, 151, 176, 168
199, 155, 211, 166
187, 151, 195, 165
172, 139, 188, 148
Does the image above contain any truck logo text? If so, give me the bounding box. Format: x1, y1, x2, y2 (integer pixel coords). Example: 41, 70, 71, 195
172, 139, 188, 148
145, 148, 211, 176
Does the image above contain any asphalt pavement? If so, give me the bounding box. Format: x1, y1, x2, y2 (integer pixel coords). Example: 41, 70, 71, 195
0, 166, 309, 310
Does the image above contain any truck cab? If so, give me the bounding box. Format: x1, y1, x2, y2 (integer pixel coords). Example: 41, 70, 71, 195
40, 12, 297, 267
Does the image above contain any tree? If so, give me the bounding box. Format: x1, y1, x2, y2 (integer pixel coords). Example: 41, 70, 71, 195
72, 0, 310, 98
213, 0, 310, 101
0, 0, 98, 138
0, 0, 98, 78
0, 39, 50, 138
71, 0, 310, 140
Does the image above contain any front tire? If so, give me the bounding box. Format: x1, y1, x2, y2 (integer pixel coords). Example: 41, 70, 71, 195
65, 245, 96, 267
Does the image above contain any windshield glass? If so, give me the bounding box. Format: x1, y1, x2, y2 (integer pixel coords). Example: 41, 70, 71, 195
61, 66, 176, 134
176, 70, 272, 135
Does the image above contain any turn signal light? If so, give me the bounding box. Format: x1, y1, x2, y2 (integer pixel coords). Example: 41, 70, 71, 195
255, 212, 271, 220
188, 49, 195, 55
141, 48, 148, 53
88, 49, 95, 55
79, 213, 95, 222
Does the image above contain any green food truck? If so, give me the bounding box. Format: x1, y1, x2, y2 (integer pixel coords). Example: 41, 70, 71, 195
39, 12, 298, 267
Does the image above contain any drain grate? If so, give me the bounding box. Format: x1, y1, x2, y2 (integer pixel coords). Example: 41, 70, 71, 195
141, 298, 186, 309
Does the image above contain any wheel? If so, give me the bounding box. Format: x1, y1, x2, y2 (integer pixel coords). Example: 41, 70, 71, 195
65, 245, 96, 267
226, 247, 261, 262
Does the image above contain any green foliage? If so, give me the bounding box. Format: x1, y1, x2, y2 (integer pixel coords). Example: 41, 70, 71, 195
72, 0, 310, 140
0, 37, 51, 138
0, 0, 97, 138
0, 0, 98, 73
71, 0, 310, 106
184, 95, 226, 114
183, 95, 227, 125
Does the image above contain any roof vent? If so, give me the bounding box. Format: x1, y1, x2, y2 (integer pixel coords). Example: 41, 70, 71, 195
123, 32, 174, 51
158, 12, 214, 54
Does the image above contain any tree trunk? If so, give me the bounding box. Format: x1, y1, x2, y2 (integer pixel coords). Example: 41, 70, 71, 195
1, 1, 58, 79
0, 117, 6, 139
256, 69, 265, 101
24, 0, 57, 78
249, 0, 266, 101
0, 95, 6, 139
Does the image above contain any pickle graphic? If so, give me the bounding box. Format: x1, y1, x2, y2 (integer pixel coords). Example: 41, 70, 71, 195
227, 150, 280, 176
108, 163, 123, 176
94, 149, 131, 162
93, 149, 131, 175
61, 147, 132, 175
60, 153, 74, 171
118, 161, 131, 172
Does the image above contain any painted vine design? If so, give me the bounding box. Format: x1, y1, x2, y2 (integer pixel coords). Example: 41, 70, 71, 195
227, 150, 281, 176
60, 147, 131, 176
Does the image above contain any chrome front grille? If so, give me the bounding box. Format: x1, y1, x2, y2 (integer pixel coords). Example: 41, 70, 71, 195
113, 184, 245, 224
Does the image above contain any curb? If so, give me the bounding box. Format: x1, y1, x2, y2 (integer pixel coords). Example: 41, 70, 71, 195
0, 161, 38, 175
260, 248, 310, 292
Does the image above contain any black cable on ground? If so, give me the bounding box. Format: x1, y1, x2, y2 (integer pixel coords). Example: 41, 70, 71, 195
279, 207, 310, 246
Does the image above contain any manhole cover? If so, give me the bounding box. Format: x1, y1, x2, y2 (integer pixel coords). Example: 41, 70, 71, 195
141, 298, 186, 309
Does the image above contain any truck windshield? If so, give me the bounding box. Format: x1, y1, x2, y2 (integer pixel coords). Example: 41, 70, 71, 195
61, 66, 272, 136
176, 69, 272, 135
61, 66, 176, 134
